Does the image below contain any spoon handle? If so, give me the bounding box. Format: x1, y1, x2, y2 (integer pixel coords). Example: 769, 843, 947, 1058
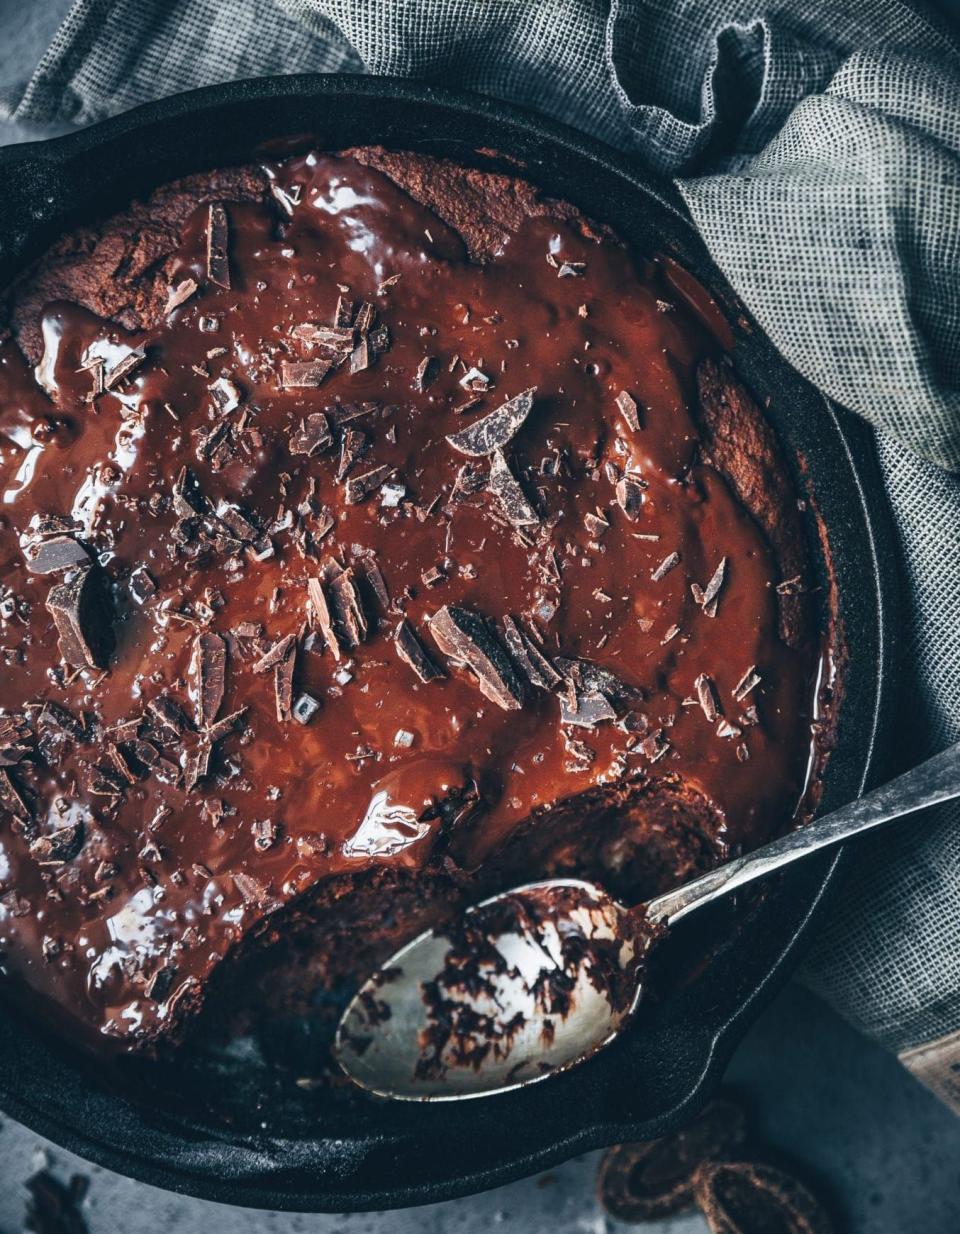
644, 739, 960, 927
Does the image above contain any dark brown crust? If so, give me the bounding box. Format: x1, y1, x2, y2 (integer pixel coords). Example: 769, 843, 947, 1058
696, 358, 808, 647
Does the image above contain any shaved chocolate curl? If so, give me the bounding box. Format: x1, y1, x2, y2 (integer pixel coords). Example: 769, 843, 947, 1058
190, 631, 227, 728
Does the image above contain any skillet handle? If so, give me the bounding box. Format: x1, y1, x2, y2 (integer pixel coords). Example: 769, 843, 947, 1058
644, 739, 960, 928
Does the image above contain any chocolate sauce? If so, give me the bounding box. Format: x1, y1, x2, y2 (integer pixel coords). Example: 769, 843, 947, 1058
0, 152, 820, 1051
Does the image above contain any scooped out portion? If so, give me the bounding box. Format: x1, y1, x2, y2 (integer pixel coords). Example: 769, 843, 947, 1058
0, 148, 830, 1056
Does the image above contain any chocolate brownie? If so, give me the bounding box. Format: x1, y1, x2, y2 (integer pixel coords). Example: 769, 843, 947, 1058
0, 149, 834, 1054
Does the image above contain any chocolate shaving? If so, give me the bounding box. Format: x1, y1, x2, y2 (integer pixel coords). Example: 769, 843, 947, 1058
288, 411, 333, 457
414, 356, 439, 391
39, 701, 85, 741
615, 390, 642, 432
252, 632, 297, 674
694, 673, 721, 723
164, 277, 198, 315
104, 345, 147, 390
307, 578, 341, 660
147, 694, 193, 738
206, 203, 230, 289
615, 473, 646, 520
502, 615, 561, 689
45, 565, 115, 670
445, 387, 536, 457
651, 551, 681, 581
273, 637, 297, 722
183, 742, 212, 792
336, 427, 369, 481
429, 605, 524, 711
328, 568, 368, 647
145, 964, 178, 1002
280, 358, 332, 389
345, 464, 393, 505
395, 619, 445, 683
488, 449, 539, 526
733, 665, 762, 701
335, 295, 356, 328
0, 767, 32, 822
190, 631, 227, 728
204, 707, 246, 744
700, 557, 728, 617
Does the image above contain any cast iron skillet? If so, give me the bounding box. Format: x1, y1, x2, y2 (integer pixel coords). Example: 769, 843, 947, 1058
0, 76, 898, 1211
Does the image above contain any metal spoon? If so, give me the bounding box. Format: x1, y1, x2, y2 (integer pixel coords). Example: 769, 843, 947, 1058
334, 740, 960, 1101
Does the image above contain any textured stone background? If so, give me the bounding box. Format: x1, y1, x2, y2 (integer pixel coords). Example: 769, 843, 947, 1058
1, 3, 960, 1231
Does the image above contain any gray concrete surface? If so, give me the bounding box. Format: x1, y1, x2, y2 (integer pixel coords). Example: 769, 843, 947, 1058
2, 3, 960, 1230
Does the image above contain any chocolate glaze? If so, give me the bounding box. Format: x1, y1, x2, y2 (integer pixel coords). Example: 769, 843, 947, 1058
0, 151, 822, 1052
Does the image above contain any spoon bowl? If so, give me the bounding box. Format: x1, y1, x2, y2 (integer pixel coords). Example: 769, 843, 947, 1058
334, 879, 645, 1100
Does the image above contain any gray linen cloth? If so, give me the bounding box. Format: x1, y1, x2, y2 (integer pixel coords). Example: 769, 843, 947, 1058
3, 0, 960, 1093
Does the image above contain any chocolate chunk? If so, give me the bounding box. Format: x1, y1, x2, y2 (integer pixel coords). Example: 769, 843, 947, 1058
307, 578, 341, 660
694, 673, 721, 723
555, 656, 641, 727
328, 568, 369, 648
584, 510, 609, 538
638, 729, 671, 762
445, 387, 536, 456
345, 464, 393, 505
292, 693, 321, 725
557, 260, 585, 278
615, 390, 642, 432
289, 411, 333, 456
274, 636, 297, 722
597, 1097, 747, 1222
206, 203, 231, 289
349, 339, 371, 373
651, 551, 681, 581
164, 277, 198, 314
692, 1160, 834, 1234
45, 565, 115, 670
23, 533, 90, 575
104, 345, 147, 390
146, 694, 193, 738
502, 615, 562, 689
29, 821, 84, 864
429, 605, 524, 711
280, 358, 332, 389
190, 631, 227, 728
209, 376, 241, 413
395, 619, 445, 683
39, 701, 85, 741
488, 449, 539, 526
615, 473, 646, 520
